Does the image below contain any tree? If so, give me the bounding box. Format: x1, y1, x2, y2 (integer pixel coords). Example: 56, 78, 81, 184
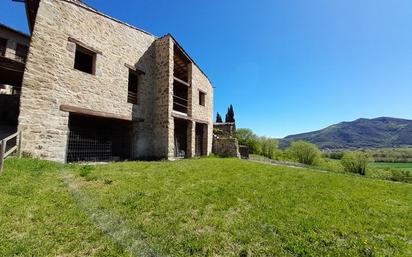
229, 105, 235, 123
287, 141, 321, 165
216, 112, 223, 123
225, 104, 235, 123
341, 151, 372, 175
234, 128, 279, 158
225, 107, 230, 123
235, 128, 261, 154
260, 137, 279, 159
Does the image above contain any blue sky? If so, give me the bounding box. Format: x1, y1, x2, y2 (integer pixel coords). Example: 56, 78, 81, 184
1, 0, 412, 138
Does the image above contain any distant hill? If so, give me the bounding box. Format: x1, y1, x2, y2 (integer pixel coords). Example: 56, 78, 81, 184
280, 117, 412, 149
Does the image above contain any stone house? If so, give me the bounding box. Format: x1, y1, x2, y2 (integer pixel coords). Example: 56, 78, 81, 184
4, 0, 214, 162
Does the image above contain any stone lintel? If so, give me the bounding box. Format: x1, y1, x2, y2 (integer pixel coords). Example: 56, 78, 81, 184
68, 37, 103, 55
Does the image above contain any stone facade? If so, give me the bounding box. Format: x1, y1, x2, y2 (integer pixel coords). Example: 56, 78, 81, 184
214, 122, 236, 137
212, 122, 241, 158
153, 36, 173, 159
17, 0, 214, 162
190, 64, 214, 155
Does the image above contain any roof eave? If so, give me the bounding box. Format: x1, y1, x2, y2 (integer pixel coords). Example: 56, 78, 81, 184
165, 34, 213, 87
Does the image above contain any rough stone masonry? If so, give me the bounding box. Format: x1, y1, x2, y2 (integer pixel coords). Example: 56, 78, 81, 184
16, 0, 214, 162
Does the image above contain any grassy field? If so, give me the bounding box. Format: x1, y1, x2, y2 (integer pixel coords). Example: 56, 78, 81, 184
0, 158, 411, 256
370, 162, 412, 172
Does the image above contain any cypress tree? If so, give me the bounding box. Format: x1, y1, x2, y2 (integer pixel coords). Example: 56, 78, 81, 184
229, 104, 235, 123
225, 107, 230, 123
216, 113, 223, 123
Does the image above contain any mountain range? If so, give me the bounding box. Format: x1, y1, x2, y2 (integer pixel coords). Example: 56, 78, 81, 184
279, 117, 412, 149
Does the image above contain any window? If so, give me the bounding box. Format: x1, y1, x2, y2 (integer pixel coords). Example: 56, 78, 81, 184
199, 91, 206, 106
15, 44, 28, 62
127, 69, 138, 104
74, 45, 96, 74
0, 38, 7, 57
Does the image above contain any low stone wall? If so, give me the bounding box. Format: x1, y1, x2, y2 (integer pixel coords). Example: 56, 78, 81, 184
212, 137, 240, 158
214, 122, 236, 137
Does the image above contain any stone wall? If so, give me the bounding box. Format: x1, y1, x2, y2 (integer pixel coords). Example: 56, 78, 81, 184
190, 64, 214, 155
212, 136, 240, 158
214, 122, 236, 137
19, 0, 157, 161
153, 35, 173, 159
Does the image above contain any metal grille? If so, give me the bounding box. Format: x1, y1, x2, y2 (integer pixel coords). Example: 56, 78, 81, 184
67, 130, 114, 162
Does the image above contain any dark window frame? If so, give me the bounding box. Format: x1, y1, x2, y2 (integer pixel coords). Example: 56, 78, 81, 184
127, 69, 139, 105
199, 90, 206, 106
74, 44, 96, 75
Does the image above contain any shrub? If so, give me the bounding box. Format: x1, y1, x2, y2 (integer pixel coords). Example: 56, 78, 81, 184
323, 151, 344, 160
366, 148, 412, 163
235, 128, 262, 154
259, 137, 278, 159
389, 169, 412, 183
235, 128, 278, 158
287, 141, 321, 165
317, 158, 344, 173
341, 151, 372, 175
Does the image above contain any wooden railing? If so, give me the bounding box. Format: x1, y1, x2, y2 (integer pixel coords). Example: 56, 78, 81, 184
173, 95, 188, 113
0, 131, 22, 175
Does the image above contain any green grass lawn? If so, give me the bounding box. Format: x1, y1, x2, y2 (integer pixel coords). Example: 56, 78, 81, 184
1, 158, 411, 256
370, 162, 412, 172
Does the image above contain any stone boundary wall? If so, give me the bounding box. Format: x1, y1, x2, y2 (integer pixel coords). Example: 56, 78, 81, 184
214, 122, 236, 137
212, 137, 240, 158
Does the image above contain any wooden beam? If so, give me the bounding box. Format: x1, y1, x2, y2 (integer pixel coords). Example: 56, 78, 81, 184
193, 118, 210, 125
60, 105, 144, 122
172, 111, 190, 121
124, 63, 145, 75
173, 77, 190, 87
171, 111, 209, 125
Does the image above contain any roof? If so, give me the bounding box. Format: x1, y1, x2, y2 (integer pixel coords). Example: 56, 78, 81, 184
162, 34, 213, 86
